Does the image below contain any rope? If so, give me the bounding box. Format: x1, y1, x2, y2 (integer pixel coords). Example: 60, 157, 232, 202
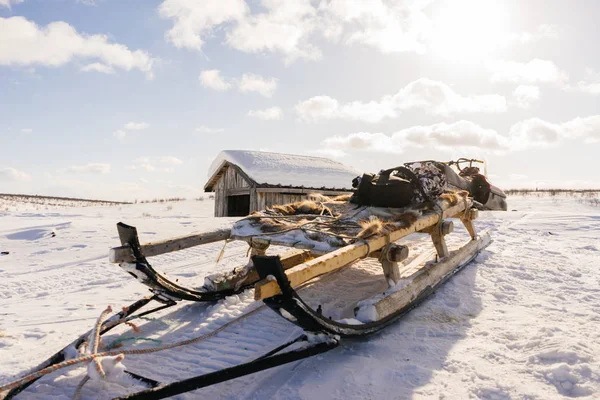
215, 239, 231, 266
0, 305, 265, 393
89, 306, 113, 379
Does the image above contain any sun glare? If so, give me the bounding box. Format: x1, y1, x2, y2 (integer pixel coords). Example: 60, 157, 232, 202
431, 0, 510, 62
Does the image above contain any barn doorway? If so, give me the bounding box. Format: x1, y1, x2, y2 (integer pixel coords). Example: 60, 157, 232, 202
227, 195, 250, 216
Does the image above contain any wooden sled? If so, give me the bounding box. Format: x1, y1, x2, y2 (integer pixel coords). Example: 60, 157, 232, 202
109, 191, 489, 337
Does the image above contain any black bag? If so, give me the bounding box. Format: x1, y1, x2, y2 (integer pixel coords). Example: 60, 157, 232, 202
351, 166, 424, 208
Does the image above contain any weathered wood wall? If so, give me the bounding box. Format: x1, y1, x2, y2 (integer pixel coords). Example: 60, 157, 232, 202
213, 165, 251, 217
256, 192, 304, 211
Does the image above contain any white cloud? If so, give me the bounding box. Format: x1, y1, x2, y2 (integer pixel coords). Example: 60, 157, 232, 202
131, 163, 156, 172
295, 96, 341, 121
238, 73, 277, 97
199, 69, 232, 91
510, 24, 559, 44
486, 59, 568, 85
321, 115, 600, 156
124, 122, 150, 130
158, 0, 248, 50
247, 106, 284, 121
323, 132, 399, 153
0, 17, 154, 78
199, 70, 277, 96
0, 0, 23, 8
508, 118, 561, 149
113, 130, 126, 140
21, 128, 32, 133
321, 0, 431, 54
225, 0, 321, 64
160, 156, 183, 165
296, 78, 506, 123
322, 121, 509, 154
196, 126, 224, 133
513, 85, 540, 109
157, 2, 563, 65
158, 0, 433, 63
577, 81, 600, 95
113, 122, 149, 140
81, 63, 115, 74
0, 166, 30, 181
508, 115, 600, 149
67, 163, 111, 174
575, 68, 600, 95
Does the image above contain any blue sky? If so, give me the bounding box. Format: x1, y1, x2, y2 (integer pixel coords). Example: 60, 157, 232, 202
1, 0, 599, 201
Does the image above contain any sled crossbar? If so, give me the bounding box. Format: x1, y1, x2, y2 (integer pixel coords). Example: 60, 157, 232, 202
254, 198, 471, 300
109, 228, 231, 263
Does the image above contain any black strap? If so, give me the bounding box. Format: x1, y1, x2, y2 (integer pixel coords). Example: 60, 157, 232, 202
380, 166, 430, 203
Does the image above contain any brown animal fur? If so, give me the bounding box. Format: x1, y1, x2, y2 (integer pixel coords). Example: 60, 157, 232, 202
357, 218, 384, 239
439, 190, 469, 206
357, 211, 419, 239
357, 218, 396, 239
306, 193, 331, 203
270, 200, 324, 216
332, 194, 352, 202
392, 211, 418, 227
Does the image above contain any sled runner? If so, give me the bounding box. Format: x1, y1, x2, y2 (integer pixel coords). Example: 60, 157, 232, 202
1, 168, 493, 399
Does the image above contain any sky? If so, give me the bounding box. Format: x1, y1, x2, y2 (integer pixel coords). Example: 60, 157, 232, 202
1, 0, 599, 201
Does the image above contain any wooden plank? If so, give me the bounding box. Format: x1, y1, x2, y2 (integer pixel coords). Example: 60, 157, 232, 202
208, 249, 314, 291
227, 188, 251, 196
369, 232, 491, 321
109, 228, 231, 263
254, 199, 471, 300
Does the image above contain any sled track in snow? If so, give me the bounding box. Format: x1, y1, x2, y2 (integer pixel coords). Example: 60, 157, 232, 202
0, 243, 253, 302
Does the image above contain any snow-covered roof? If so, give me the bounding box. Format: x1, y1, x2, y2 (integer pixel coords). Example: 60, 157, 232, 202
205, 150, 360, 191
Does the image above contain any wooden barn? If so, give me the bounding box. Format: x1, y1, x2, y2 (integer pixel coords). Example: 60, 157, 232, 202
204, 150, 359, 217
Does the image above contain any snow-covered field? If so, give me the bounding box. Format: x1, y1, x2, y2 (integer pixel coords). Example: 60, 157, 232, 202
1, 195, 599, 399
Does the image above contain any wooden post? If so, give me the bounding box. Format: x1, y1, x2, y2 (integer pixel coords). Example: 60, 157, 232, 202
382, 260, 400, 285
423, 220, 453, 259
378, 244, 409, 285
430, 229, 448, 258
461, 208, 479, 240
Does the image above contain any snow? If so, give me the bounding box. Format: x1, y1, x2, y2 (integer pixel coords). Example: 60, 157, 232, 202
207, 150, 360, 190
1, 194, 600, 399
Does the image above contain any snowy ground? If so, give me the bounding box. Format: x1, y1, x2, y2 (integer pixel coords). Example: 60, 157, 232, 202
1, 195, 599, 399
